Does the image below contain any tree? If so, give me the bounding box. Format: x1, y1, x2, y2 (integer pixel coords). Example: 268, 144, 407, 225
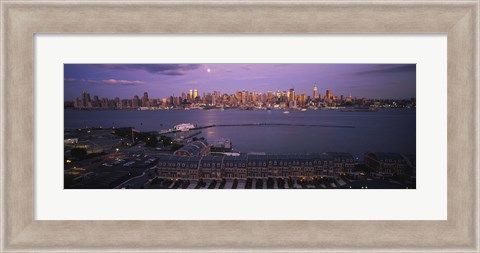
145, 134, 158, 147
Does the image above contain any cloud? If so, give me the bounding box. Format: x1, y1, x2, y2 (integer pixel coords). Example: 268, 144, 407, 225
345, 81, 407, 89
354, 65, 416, 75
64, 78, 98, 83
102, 79, 145, 85
101, 64, 202, 76
64, 77, 144, 85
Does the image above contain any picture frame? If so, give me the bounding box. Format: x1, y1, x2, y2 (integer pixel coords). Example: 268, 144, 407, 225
1, 0, 478, 252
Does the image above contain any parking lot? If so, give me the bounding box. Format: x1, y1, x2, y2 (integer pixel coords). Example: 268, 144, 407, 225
67, 153, 159, 189
138, 176, 362, 189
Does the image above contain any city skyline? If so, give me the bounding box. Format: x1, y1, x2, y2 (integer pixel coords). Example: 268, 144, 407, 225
64, 64, 416, 101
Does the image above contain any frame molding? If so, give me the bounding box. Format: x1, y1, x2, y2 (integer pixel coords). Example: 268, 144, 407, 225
1, 0, 478, 252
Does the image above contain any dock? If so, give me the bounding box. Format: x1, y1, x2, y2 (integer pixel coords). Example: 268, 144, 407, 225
159, 122, 354, 135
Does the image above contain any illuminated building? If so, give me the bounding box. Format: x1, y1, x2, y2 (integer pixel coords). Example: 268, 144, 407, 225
326, 89, 332, 100
141, 92, 149, 107
299, 94, 306, 107
157, 153, 357, 180
82, 92, 91, 108
132, 95, 140, 108
289, 88, 295, 102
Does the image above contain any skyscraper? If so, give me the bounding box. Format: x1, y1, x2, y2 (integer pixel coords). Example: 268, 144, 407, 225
193, 89, 198, 99
299, 94, 306, 107
313, 85, 318, 100
82, 92, 91, 108
289, 88, 296, 102
132, 95, 140, 108
142, 92, 149, 107
326, 89, 332, 100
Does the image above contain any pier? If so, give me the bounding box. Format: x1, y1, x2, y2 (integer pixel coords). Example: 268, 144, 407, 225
194, 123, 355, 130
159, 122, 354, 135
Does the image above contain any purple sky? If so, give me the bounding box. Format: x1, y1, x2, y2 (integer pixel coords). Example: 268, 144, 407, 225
64, 64, 416, 101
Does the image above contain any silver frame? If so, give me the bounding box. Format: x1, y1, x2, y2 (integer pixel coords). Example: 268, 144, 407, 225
0, 0, 478, 252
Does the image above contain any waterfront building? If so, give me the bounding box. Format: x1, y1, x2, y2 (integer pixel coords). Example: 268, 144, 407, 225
199, 156, 224, 179
313, 85, 318, 100
268, 155, 289, 178
158, 155, 178, 178
289, 155, 304, 177
156, 152, 396, 181
223, 156, 236, 179
158, 156, 199, 179
326, 152, 355, 174
178, 156, 201, 179
208, 138, 232, 152
173, 140, 210, 156
248, 154, 268, 178
364, 152, 408, 175
301, 155, 315, 177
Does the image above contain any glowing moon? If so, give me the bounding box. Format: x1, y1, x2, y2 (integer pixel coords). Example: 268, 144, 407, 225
207, 68, 211, 73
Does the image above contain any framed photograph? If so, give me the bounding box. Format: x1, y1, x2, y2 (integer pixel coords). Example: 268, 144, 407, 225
1, 0, 478, 252
63, 63, 417, 191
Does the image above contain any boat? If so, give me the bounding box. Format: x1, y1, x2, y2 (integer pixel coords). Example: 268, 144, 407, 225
301, 108, 307, 112
283, 111, 290, 114
173, 123, 196, 131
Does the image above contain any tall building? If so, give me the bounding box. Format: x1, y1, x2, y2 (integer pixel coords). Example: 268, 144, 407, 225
132, 95, 140, 108
313, 85, 318, 100
102, 98, 109, 109
142, 92, 149, 107
267, 91, 273, 102
289, 88, 296, 102
82, 92, 91, 108
193, 89, 198, 99
114, 97, 121, 109
299, 94, 306, 107
189, 89, 193, 101
326, 89, 332, 100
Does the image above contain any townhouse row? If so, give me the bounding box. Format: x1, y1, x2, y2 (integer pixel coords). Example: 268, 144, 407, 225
157, 152, 355, 180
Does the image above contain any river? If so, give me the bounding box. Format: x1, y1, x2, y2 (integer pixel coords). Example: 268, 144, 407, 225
64, 108, 416, 159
